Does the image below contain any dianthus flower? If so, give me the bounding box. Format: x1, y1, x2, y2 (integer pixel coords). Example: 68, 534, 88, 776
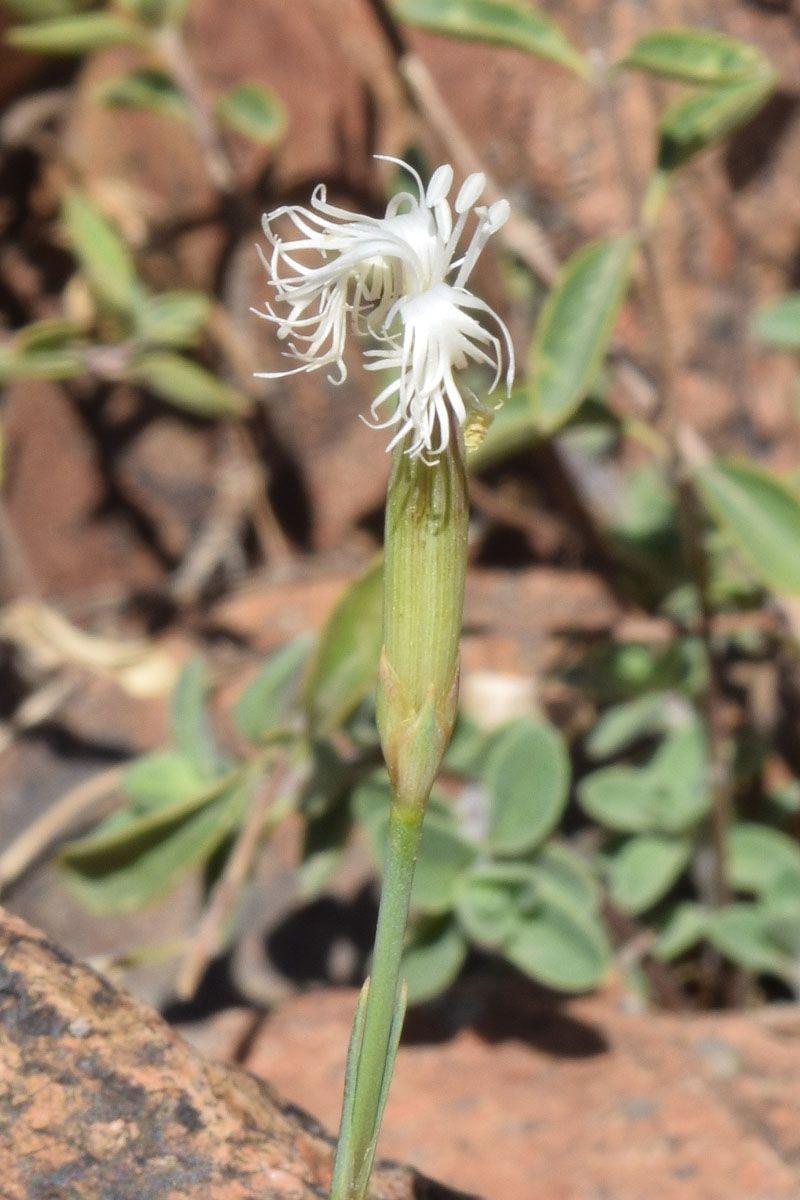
255, 157, 514, 461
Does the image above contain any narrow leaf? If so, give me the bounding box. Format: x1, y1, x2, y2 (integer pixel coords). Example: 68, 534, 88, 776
302, 559, 383, 737
123, 751, 210, 812
60, 781, 248, 913
96, 68, 190, 120
62, 188, 141, 316
658, 73, 777, 171
6, 12, 148, 53
130, 351, 250, 416
215, 83, 287, 145
170, 656, 222, 777
695, 457, 800, 594
136, 290, 210, 348
233, 634, 314, 742
528, 236, 635, 434
620, 27, 768, 84
390, 0, 588, 77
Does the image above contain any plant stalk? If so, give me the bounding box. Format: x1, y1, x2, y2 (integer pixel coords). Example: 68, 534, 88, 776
328, 803, 422, 1200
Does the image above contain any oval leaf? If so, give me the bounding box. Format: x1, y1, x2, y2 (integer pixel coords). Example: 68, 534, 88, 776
707, 903, 795, 980
607, 833, 693, 915
577, 764, 655, 834
402, 916, 468, 1005
654, 901, 708, 962
303, 559, 383, 737
390, 0, 588, 77
620, 27, 768, 84
215, 83, 287, 145
483, 716, 569, 855
753, 293, 800, 352
727, 822, 800, 896
505, 900, 611, 991
456, 862, 538, 949
6, 12, 148, 53
130, 351, 250, 416
694, 457, 800, 594
528, 236, 635, 435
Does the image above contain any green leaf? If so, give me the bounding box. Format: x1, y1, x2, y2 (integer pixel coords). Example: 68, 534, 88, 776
727, 822, 800, 896
135, 290, 211, 348
6, 12, 148, 53
170, 656, 223, 777
302, 559, 383, 737
607, 833, 693, 915
762, 871, 800, 955
620, 27, 768, 84
60, 778, 248, 913
390, 0, 588, 77
62, 188, 141, 317
707, 903, 795, 980
0, 342, 84, 383
95, 68, 190, 120
358, 794, 477, 914
528, 236, 635, 435
532, 841, 600, 916
129, 351, 250, 416
233, 634, 314, 742
579, 723, 709, 836
115, 0, 189, 25
504, 900, 611, 991
456, 862, 538, 948
753, 293, 800, 352
483, 717, 569, 855
695, 457, 800, 594
654, 901, 708, 961
647, 721, 710, 833
402, 916, 468, 1005
123, 751, 210, 812
440, 710, 487, 776
1, 0, 94, 18
413, 817, 477, 912
585, 691, 684, 760
577, 765, 655, 834
214, 83, 287, 145
14, 318, 86, 351
658, 73, 777, 171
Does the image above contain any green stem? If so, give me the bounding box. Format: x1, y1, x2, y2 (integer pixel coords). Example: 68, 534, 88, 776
329, 803, 423, 1200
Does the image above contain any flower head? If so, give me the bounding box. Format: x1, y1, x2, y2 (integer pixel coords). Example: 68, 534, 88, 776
255, 157, 514, 461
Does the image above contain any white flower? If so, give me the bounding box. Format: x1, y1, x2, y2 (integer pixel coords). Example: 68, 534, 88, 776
255, 156, 514, 461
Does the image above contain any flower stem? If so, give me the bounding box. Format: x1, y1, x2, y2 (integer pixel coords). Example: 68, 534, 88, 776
329, 802, 423, 1200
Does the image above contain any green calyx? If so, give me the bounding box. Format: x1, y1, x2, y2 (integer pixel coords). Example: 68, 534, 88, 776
377, 435, 469, 809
